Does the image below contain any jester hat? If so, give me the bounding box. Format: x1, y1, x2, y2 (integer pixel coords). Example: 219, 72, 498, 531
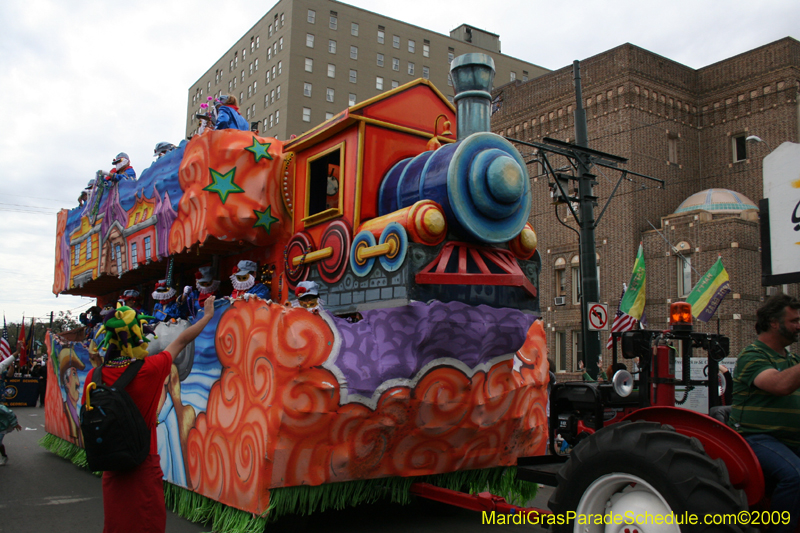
97, 306, 156, 361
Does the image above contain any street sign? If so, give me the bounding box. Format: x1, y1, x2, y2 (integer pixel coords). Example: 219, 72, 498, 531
587, 303, 608, 331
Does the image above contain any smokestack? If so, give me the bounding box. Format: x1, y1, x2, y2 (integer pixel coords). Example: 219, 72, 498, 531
449, 53, 496, 140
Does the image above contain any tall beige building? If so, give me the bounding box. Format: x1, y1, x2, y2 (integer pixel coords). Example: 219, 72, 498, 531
185, 0, 548, 139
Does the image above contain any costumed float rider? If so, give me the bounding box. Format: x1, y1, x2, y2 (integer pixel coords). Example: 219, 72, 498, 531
180, 266, 220, 320
229, 260, 269, 299
153, 142, 177, 159
151, 280, 187, 322
293, 281, 323, 313
119, 290, 146, 315
101, 152, 137, 183
214, 95, 250, 131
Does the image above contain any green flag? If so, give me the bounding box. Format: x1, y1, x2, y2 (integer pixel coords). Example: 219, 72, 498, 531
685, 257, 731, 322
619, 243, 646, 320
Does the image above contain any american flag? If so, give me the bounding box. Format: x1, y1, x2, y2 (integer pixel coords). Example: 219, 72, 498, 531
606, 286, 638, 349
0, 316, 11, 360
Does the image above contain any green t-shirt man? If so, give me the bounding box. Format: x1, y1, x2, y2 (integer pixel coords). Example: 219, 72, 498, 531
729, 340, 800, 447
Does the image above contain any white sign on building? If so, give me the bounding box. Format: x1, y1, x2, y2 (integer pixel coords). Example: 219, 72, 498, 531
762, 142, 800, 285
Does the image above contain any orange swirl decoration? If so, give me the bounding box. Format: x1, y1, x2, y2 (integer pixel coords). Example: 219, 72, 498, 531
52, 210, 68, 294
183, 301, 548, 516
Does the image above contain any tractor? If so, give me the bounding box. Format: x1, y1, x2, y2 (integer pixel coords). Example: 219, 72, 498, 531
516, 302, 773, 532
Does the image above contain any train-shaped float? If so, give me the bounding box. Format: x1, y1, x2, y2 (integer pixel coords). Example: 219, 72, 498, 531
44, 54, 547, 530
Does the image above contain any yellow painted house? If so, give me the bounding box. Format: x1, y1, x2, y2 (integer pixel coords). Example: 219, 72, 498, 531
69, 216, 101, 288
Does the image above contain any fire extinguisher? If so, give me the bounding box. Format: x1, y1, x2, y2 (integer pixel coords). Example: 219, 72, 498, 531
652, 344, 676, 407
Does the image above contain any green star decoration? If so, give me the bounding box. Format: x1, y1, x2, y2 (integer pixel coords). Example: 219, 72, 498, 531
203, 168, 244, 204
245, 138, 273, 163
253, 205, 279, 234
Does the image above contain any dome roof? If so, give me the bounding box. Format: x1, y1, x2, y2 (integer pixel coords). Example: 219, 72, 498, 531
674, 188, 758, 215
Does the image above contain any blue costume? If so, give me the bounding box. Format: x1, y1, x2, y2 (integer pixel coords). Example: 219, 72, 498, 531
216, 105, 250, 131
106, 166, 136, 183
152, 300, 187, 322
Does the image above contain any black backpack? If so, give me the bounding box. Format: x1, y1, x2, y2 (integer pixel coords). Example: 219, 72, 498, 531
79, 361, 150, 471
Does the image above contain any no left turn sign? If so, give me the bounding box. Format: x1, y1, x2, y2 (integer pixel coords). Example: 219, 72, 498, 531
588, 303, 609, 331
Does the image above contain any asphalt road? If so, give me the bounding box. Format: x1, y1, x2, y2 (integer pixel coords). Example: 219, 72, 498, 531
1, 407, 551, 532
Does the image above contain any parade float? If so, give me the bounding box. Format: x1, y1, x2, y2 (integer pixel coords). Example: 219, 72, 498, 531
44, 54, 546, 531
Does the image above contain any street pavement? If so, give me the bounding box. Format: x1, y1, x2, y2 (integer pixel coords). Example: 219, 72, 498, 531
0, 407, 551, 532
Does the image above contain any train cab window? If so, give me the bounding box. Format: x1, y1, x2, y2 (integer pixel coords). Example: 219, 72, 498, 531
304, 143, 344, 226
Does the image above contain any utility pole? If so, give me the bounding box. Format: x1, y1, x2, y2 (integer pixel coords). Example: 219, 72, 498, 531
572, 61, 602, 380
505, 61, 663, 382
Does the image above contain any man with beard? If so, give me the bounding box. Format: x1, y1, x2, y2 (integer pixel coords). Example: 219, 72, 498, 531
229, 260, 269, 300
729, 293, 800, 532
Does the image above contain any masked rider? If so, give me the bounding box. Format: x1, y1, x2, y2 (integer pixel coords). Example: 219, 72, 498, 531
229, 260, 269, 300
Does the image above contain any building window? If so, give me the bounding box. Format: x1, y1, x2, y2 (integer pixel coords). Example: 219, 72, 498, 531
350, 45, 358, 60
239, 91, 244, 103
268, 47, 272, 60
235, 55, 238, 67
422, 66, 429, 79
275, 110, 279, 124
268, 23, 273, 37
326, 87, 334, 102
522, 70, 528, 82
555, 331, 567, 372
264, 94, 269, 108
279, 37, 283, 51
447, 74, 452, 86
377, 53, 384, 67
242, 49, 246, 61
304, 82, 312, 97
266, 70, 270, 84
241, 70, 245, 82
247, 85, 252, 98
733, 133, 747, 162
256, 36, 260, 48
377, 28, 385, 44
280, 13, 284, 26
376, 76, 384, 90
253, 81, 257, 93
144, 236, 151, 260
573, 331, 583, 371
306, 33, 315, 48
270, 89, 275, 104
391, 80, 399, 89
571, 256, 581, 305
329, 13, 337, 30
392, 35, 400, 48
269, 113, 274, 128
277, 61, 282, 75
351, 22, 359, 36
349, 93, 356, 107
423, 41, 430, 58
327, 64, 335, 78
114, 245, 123, 273
554, 258, 566, 297
349, 69, 357, 83
408, 62, 414, 76
328, 40, 337, 54
305, 58, 313, 72
302, 107, 311, 122
677, 255, 692, 297
448, 49, 454, 63
510, 71, 516, 81
307, 9, 315, 23
276, 85, 281, 99
408, 40, 415, 53
668, 132, 678, 164
249, 63, 254, 75
254, 59, 259, 71
85, 239, 92, 260
392, 57, 399, 71
131, 242, 138, 265
230, 59, 233, 72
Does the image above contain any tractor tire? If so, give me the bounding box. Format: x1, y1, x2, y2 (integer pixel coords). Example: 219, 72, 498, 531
549, 420, 750, 533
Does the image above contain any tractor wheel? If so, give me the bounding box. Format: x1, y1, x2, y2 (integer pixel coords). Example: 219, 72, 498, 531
549, 420, 750, 533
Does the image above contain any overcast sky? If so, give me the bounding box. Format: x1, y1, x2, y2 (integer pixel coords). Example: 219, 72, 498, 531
0, 0, 797, 325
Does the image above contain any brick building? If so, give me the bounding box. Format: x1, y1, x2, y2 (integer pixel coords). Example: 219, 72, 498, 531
490, 38, 800, 377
